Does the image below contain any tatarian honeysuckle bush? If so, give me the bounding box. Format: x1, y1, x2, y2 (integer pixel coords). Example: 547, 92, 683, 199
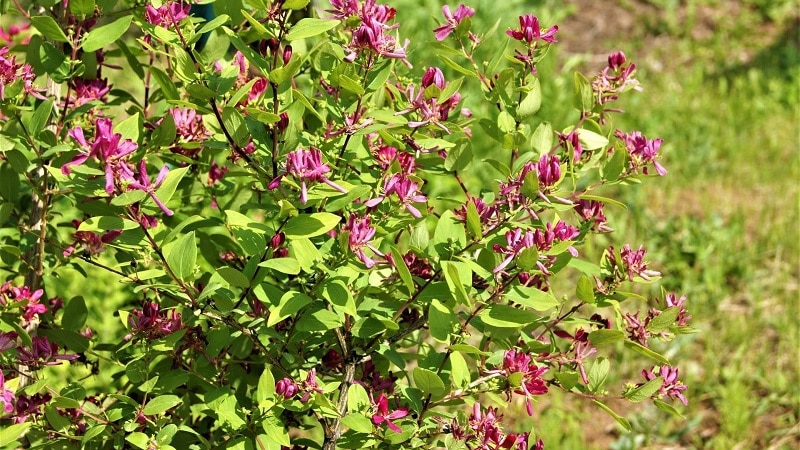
0, 0, 696, 448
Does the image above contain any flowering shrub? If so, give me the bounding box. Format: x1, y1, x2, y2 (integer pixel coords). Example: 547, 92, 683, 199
0, 1, 693, 448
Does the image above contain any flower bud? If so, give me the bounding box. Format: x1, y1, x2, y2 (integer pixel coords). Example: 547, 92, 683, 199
608, 51, 627, 71
421, 67, 445, 89
270, 232, 285, 248
283, 45, 293, 65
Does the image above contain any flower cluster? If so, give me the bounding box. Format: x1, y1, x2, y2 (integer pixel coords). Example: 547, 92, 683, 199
0, 46, 42, 100
336, 0, 410, 65
447, 403, 541, 450
400, 66, 465, 132
343, 214, 384, 268
15, 336, 79, 369
593, 51, 640, 106
495, 349, 549, 416
0, 281, 46, 324
124, 302, 182, 341
616, 130, 667, 176
144, 1, 190, 27
493, 220, 579, 274
269, 147, 347, 204
641, 365, 689, 405
371, 393, 409, 433
433, 4, 474, 41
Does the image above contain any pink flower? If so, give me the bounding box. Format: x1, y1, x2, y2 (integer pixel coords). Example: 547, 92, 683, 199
619, 244, 660, 281
371, 393, 408, 433
63, 219, 122, 257
171, 106, 210, 143
68, 78, 111, 107
269, 148, 347, 204
128, 160, 174, 216
574, 199, 613, 233
642, 365, 688, 405
365, 174, 427, 218
125, 302, 182, 341
615, 130, 666, 176
0, 46, 43, 100
664, 293, 691, 326
343, 214, 384, 268
498, 349, 548, 416
16, 336, 79, 368
298, 368, 324, 403
433, 4, 475, 41
276, 378, 298, 399
326, 0, 360, 20
593, 51, 641, 106
454, 196, 499, 228
506, 15, 558, 44
145, 2, 190, 27
62, 118, 138, 194
1, 371, 15, 414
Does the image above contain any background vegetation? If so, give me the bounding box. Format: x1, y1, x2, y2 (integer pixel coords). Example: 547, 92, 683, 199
395, 0, 799, 448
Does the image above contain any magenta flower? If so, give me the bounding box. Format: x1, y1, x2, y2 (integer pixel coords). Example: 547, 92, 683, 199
498, 349, 548, 416
574, 199, 613, 233
0, 331, 17, 352
619, 244, 660, 281
16, 336, 79, 368
421, 66, 446, 89
466, 403, 530, 449
507, 15, 558, 44
327, 0, 360, 20
269, 148, 347, 204
371, 393, 408, 433
171, 106, 210, 144
1, 371, 15, 414
664, 293, 691, 326
642, 365, 688, 405
128, 160, 174, 216
593, 51, 641, 106
493, 221, 578, 273
0, 46, 43, 100
343, 214, 384, 268
365, 174, 427, 218
276, 378, 299, 399
0, 23, 30, 46
298, 368, 324, 403
124, 302, 182, 341
616, 130, 667, 176
454, 196, 499, 228
145, 1, 190, 27
68, 78, 111, 107
399, 76, 463, 132
433, 4, 475, 41
62, 118, 138, 194
63, 219, 122, 257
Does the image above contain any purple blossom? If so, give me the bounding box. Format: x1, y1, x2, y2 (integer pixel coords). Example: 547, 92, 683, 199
616, 130, 667, 176
454, 196, 499, 228
170, 106, 210, 147
506, 15, 558, 44
298, 368, 324, 403
421, 66, 446, 89
63, 219, 122, 257
128, 160, 174, 216
62, 118, 138, 194
433, 4, 475, 41
399, 75, 463, 132
665, 293, 691, 326
124, 301, 182, 341
343, 1, 410, 66
365, 174, 427, 218
16, 336, 79, 368
593, 51, 641, 106
327, 0, 360, 20
371, 393, 408, 433
145, 1, 190, 27
0, 371, 14, 414
466, 403, 531, 449
574, 199, 613, 233
0, 46, 43, 100
68, 78, 111, 107
269, 148, 347, 204
642, 365, 688, 405
343, 214, 383, 268
493, 221, 579, 273
372, 145, 416, 174
0, 331, 17, 352
619, 244, 661, 281
498, 349, 549, 416
276, 378, 299, 399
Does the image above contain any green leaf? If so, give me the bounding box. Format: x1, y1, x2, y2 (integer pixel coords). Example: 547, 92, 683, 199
81, 15, 133, 51
216, 267, 250, 288
449, 351, 471, 389
409, 220, 429, 252
69, 0, 95, 16
256, 367, 275, 405
0, 164, 20, 202
517, 78, 542, 119
428, 299, 456, 342
443, 261, 470, 306
259, 258, 301, 275
321, 280, 356, 316
588, 329, 625, 346
347, 383, 371, 412
78, 216, 139, 231
506, 285, 559, 311
0, 422, 30, 447
31, 16, 69, 42
576, 275, 595, 303
295, 307, 343, 331
593, 400, 631, 431
81, 425, 107, 446
262, 414, 290, 446
646, 307, 680, 333
221, 107, 248, 145
284, 213, 341, 239
577, 128, 609, 151
626, 377, 663, 402
283, 0, 311, 10
588, 357, 610, 393
61, 296, 88, 332
142, 395, 182, 415
286, 18, 340, 41
573, 72, 594, 113
624, 341, 670, 365
412, 367, 446, 396
341, 413, 374, 434
554, 371, 580, 390
531, 122, 553, 155
480, 305, 538, 328
125, 432, 149, 449
267, 291, 312, 327
289, 238, 322, 272
166, 231, 197, 281
390, 247, 414, 294
147, 166, 189, 213
603, 146, 626, 181
28, 99, 53, 137
653, 399, 685, 418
